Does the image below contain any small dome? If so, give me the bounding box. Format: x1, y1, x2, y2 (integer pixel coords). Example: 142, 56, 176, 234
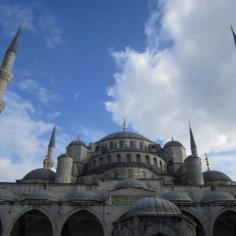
0, 189, 17, 201
114, 179, 148, 190
23, 168, 55, 182
164, 140, 183, 148
203, 170, 231, 183
67, 190, 96, 201
201, 191, 235, 203
68, 139, 87, 148
99, 131, 151, 142
125, 197, 181, 218
23, 190, 56, 201
162, 192, 193, 202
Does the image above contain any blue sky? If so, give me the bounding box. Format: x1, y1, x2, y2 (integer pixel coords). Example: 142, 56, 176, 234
0, 0, 149, 137
1, 0, 236, 181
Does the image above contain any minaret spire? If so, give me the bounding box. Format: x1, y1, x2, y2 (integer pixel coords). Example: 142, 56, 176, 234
189, 122, 198, 156
0, 23, 23, 113
43, 126, 56, 169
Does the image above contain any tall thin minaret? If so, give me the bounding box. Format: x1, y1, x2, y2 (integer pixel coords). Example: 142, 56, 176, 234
189, 122, 198, 156
43, 126, 56, 169
0, 24, 22, 113
185, 122, 204, 185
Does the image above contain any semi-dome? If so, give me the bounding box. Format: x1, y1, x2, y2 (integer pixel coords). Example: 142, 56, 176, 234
23, 190, 57, 201
124, 197, 181, 218
0, 189, 17, 201
114, 178, 148, 190
99, 131, 151, 142
67, 190, 97, 201
162, 191, 193, 202
203, 170, 231, 183
23, 168, 56, 182
201, 191, 235, 203
164, 140, 183, 148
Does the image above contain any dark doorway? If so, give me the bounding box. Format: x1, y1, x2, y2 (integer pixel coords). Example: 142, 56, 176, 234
10, 210, 52, 236
182, 211, 206, 236
213, 211, 236, 236
61, 210, 104, 236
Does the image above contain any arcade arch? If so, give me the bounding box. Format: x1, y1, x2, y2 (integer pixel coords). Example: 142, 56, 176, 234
182, 211, 206, 236
10, 209, 53, 236
61, 210, 104, 236
213, 210, 236, 236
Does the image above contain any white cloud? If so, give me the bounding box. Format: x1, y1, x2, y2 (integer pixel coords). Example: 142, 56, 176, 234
17, 78, 60, 104
106, 0, 236, 178
73, 91, 81, 101
37, 13, 62, 49
0, 92, 68, 181
0, 3, 62, 48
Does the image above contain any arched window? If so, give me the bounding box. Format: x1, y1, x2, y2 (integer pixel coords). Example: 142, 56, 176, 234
126, 153, 131, 162
160, 160, 163, 170
142, 171, 147, 179
109, 141, 113, 149
93, 160, 96, 167
116, 154, 121, 162
145, 155, 150, 164
114, 170, 118, 178
136, 154, 141, 163
128, 169, 133, 178
154, 158, 158, 166
139, 142, 143, 150
107, 155, 111, 164
99, 157, 103, 166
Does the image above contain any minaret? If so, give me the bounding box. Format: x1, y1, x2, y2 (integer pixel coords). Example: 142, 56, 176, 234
184, 122, 204, 185
0, 24, 22, 113
43, 126, 56, 169
189, 122, 198, 156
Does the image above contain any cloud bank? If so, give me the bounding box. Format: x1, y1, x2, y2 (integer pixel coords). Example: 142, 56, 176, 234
106, 0, 236, 177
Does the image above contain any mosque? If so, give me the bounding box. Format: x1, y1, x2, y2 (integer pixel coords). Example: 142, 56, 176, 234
0, 26, 236, 236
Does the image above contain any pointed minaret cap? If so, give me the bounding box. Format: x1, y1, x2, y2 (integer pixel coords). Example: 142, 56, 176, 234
189, 121, 198, 156
7, 22, 23, 54
48, 125, 56, 148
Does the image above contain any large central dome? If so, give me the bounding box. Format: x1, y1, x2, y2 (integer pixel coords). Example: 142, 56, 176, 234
99, 131, 152, 142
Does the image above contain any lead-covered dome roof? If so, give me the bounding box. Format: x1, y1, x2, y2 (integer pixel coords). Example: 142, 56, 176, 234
164, 140, 183, 148
203, 170, 231, 183
114, 178, 148, 190
99, 131, 151, 142
124, 197, 181, 218
23, 168, 55, 182
201, 191, 235, 203
162, 191, 193, 202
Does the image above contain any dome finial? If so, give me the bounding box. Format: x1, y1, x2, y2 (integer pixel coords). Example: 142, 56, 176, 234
171, 136, 174, 141
123, 118, 126, 132
205, 153, 210, 171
